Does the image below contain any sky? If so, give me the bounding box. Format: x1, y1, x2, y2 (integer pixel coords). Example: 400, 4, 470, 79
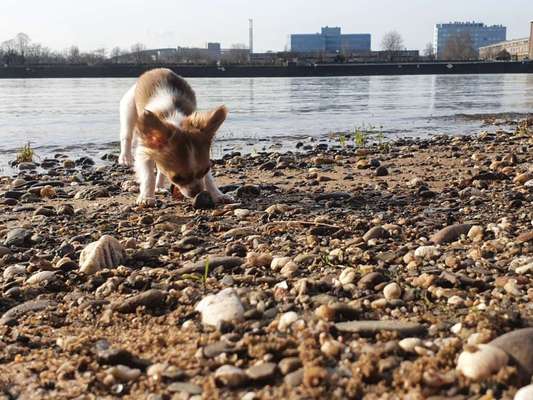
1, 0, 532, 54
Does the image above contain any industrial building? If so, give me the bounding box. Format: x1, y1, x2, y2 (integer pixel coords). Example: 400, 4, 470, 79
434, 22, 506, 59
479, 21, 533, 60
291, 26, 371, 53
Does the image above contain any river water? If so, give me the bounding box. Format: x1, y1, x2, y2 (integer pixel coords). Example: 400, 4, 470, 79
1, 74, 532, 168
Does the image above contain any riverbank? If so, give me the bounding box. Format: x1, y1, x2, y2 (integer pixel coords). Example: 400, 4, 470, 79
0, 119, 532, 399
1, 61, 533, 79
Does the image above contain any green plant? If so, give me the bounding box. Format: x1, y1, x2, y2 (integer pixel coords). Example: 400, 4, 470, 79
182, 257, 211, 288
353, 127, 367, 148
16, 142, 35, 163
338, 133, 347, 148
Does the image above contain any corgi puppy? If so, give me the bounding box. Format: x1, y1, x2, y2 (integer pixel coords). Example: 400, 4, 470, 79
118, 68, 232, 206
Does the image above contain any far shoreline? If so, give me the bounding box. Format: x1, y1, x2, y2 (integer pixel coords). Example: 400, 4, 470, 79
1, 60, 533, 79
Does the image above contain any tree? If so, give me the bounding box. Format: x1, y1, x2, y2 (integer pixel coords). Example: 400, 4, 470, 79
423, 42, 435, 60
13, 33, 30, 57
110, 47, 123, 63
131, 43, 147, 63
495, 49, 511, 61
442, 32, 477, 60
67, 46, 81, 63
381, 31, 404, 51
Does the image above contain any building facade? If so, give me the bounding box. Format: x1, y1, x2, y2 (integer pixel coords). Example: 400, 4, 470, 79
434, 22, 506, 59
291, 26, 371, 53
479, 21, 533, 61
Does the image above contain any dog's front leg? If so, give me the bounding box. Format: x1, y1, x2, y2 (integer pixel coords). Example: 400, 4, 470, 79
135, 150, 156, 206
204, 171, 234, 204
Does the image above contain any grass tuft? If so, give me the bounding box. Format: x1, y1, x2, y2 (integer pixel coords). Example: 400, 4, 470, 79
16, 142, 35, 163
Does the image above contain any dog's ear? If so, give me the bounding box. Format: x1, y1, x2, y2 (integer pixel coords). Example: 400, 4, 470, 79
137, 110, 173, 149
203, 106, 227, 138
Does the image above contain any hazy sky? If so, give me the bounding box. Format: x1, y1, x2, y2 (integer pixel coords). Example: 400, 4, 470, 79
1, 0, 532, 53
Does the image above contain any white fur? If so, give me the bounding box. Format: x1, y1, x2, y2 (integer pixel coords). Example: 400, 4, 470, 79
118, 84, 137, 166
145, 86, 184, 126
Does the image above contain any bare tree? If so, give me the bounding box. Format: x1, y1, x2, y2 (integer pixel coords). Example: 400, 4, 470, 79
423, 42, 435, 60
381, 31, 404, 51
13, 32, 31, 57
442, 32, 477, 60
131, 42, 147, 63
221, 43, 250, 64
110, 47, 123, 63
67, 46, 81, 63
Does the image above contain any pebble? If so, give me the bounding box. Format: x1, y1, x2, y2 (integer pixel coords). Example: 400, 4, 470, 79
363, 226, 389, 241
467, 225, 484, 242
399, 338, 423, 353
514, 384, 533, 400
193, 191, 215, 209
489, 328, 533, 381
278, 311, 299, 331
339, 268, 356, 285
4, 228, 33, 247
26, 271, 56, 285
167, 382, 202, 395
278, 357, 302, 375
245, 362, 277, 381
236, 185, 261, 198
214, 365, 248, 387
39, 185, 56, 198
112, 289, 167, 313
234, 208, 251, 218
375, 166, 389, 176
383, 282, 402, 300
3, 264, 26, 280
0, 300, 56, 325
271, 256, 291, 271
79, 235, 126, 274
284, 368, 304, 387
195, 288, 244, 327
106, 365, 141, 382
431, 224, 471, 244
335, 320, 425, 336
456, 344, 508, 380
414, 245, 440, 259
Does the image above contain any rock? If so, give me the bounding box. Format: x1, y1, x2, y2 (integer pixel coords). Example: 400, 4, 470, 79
271, 256, 292, 271
383, 282, 402, 300
222, 227, 255, 239
278, 357, 302, 375
95, 340, 150, 369
236, 185, 261, 198
112, 289, 167, 313
375, 166, 389, 176
234, 208, 251, 218
335, 320, 425, 336
358, 272, 386, 289
177, 256, 243, 275
57, 204, 75, 216
34, 206, 55, 217
515, 384, 533, 400
514, 172, 532, 185
26, 271, 56, 285
202, 341, 237, 358
167, 382, 202, 395
3, 264, 26, 280
4, 191, 25, 200
214, 365, 248, 387
193, 191, 215, 209
79, 235, 125, 274
339, 268, 356, 285
195, 288, 244, 327
363, 226, 389, 241
414, 245, 440, 259
489, 328, 533, 382
4, 228, 33, 247
0, 245, 12, 257
63, 159, 75, 169
399, 338, 423, 353
516, 231, 533, 243
284, 368, 304, 387
74, 186, 109, 200
467, 225, 484, 242
0, 300, 56, 325
18, 162, 37, 170
39, 185, 56, 198
431, 224, 471, 244
106, 365, 141, 382
315, 192, 351, 201
245, 362, 277, 381
456, 344, 508, 381
278, 311, 299, 331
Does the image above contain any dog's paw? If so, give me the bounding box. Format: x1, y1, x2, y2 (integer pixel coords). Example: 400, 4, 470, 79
155, 187, 169, 195
136, 195, 156, 207
119, 152, 134, 167
213, 193, 235, 204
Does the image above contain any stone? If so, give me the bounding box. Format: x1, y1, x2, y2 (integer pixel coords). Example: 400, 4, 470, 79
278, 311, 299, 331
167, 382, 202, 395
358, 272, 385, 289
339, 268, 356, 285
236, 185, 261, 198
106, 365, 141, 382
375, 166, 388, 176
467, 225, 484, 242
214, 365, 248, 387
489, 328, 533, 382
193, 191, 215, 209
95, 340, 150, 369
245, 362, 277, 381
516, 231, 533, 243
414, 245, 440, 259
315, 192, 351, 201
177, 256, 243, 275
79, 235, 126, 274
18, 162, 37, 170
34, 206, 55, 217
514, 384, 533, 400
284, 368, 304, 387
0, 300, 56, 325
431, 224, 471, 244
383, 282, 402, 300
335, 320, 426, 336
113, 289, 167, 313
363, 226, 389, 241
4, 228, 33, 247
271, 256, 292, 271
39, 185, 56, 198
26, 271, 56, 285
202, 341, 237, 358
74, 186, 109, 200
278, 357, 302, 375
3, 264, 26, 280
195, 288, 244, 327
399, 338, 423, 353
456, 344, 508, 381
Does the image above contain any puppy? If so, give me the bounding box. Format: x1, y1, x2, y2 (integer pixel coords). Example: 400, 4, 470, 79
118, 68, 232, 206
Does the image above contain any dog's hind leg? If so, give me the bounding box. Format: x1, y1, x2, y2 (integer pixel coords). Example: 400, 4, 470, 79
135, 147, 156, 206
119, 84, 137, 166
155, 169, 169, 193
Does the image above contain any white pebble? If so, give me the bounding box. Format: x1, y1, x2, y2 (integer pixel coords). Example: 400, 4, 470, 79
195, 288, 244, 327
456, 344, 508, 380
107, 365, 141, 382
278, 311, 299, 332
399, 338, 423, 353
414, 245, 440, 259
339, 268, 356, 285
383, 282, 402, 300
270, 256, 291, 271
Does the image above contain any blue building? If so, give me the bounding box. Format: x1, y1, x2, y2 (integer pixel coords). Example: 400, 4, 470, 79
291, 26, 371, 53
434, 22, 506, 59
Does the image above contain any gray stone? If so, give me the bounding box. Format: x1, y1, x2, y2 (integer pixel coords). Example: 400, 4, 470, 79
245, 362, 277, 381
284, 368, 303, 387
112, 289, 167, 313
0, 300, 56, 325
214, 365, 248, 387
431, 224, 472, 245
236, 185, 261, 199
177, 256, 243, 275
167, 382, 202, 395
193, 191, 215, 210
4, 228, 33, 247
363, 226, 389, 241
489, 328, 533, 383
335, 320, 426, 336
278, 357, 302, 375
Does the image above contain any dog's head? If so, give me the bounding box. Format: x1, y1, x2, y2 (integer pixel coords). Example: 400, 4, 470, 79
137, 106, 227, 198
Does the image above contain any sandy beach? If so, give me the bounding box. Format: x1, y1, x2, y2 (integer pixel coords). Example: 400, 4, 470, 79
0, 118, 532, 399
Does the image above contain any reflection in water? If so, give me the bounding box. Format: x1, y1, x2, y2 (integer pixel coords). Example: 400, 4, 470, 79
0, 74, 532, 162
